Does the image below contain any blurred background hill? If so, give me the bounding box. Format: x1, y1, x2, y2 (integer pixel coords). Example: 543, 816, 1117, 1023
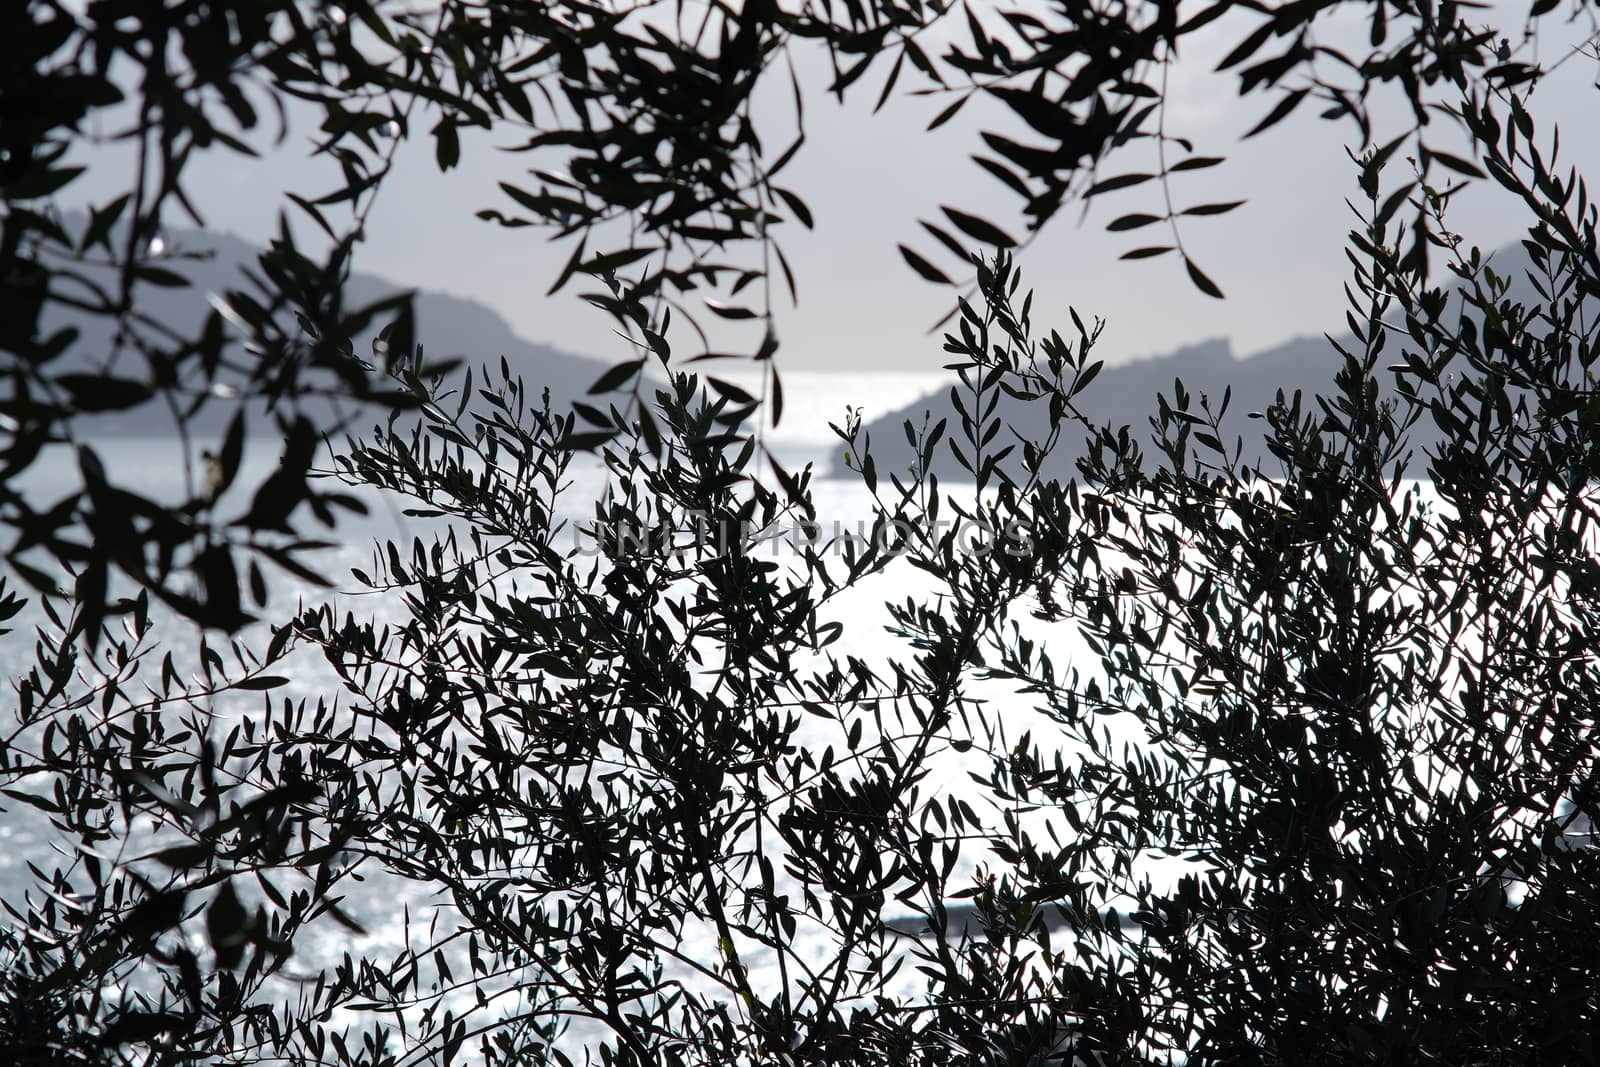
42, 216, 610, 436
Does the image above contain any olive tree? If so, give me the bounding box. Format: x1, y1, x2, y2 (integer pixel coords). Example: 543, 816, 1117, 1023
4, 0, 1599, 1063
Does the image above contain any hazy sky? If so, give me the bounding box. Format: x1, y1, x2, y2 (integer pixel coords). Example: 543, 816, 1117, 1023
66, 4, 1600, 371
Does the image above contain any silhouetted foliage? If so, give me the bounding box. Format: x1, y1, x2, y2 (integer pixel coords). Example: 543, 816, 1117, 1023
4, 0, 1600, 1064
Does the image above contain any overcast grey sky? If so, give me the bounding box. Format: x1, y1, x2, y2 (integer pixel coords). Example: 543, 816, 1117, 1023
66, 3, 1600, 371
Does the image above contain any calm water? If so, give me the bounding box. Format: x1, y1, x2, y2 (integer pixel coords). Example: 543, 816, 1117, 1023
9, 371, 1489, 1055
7, 371, 1069, 1049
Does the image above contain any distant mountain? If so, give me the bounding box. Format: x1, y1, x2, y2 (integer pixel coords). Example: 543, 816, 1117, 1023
837, 334, 1338, 481
37, 217, 611, 436
836, 243, 1576, 481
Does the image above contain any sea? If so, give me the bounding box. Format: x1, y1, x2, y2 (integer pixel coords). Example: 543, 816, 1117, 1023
3, 369, 1132, 1052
